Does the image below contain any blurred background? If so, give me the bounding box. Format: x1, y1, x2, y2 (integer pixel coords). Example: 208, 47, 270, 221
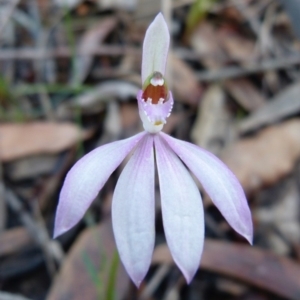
0, 0, 300, 299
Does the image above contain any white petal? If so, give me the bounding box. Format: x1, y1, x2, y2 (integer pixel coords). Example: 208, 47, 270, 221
161, 133, 253, 244
154, 135, 204, 283
54, 132, 146, 238
112, 134, 155, 287
142, 13, 170, 84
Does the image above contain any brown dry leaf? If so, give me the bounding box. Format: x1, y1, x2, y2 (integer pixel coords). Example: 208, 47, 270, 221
222, 119, 300, 194
64, 81, 139, 114
0, 227, 33, 257
218, 29, 256, 63
294, 243, 300, 262
191, 22, 264, 113
191, 21, 254, 65
190, 22, 226, 69
120, 102, 140, 131
153, 240, 300, 300
5, 155, 59, 181
37, 150, 76, 212
254, 177, 300, 255
238, 83, 300, 133
162, 112, 187, 135
216, 278, 248, 296
191, 84, 232, 155
220, 5, 245, 23
0, 122, 90, 162
224, 78, 266, 111
216, 31, 265, 112
104, 101, 121, 138
170, 53, 203, 106
47, 219, 129, 300
71, 17, 117, 84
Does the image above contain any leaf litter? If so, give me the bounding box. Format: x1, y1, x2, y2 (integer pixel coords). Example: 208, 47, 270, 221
1, 0, 300, 299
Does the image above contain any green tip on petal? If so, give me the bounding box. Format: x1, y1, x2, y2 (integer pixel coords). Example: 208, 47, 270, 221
142, 13, 170, 85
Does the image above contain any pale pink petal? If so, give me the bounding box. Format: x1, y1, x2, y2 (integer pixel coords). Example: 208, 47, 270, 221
142, 13, 170, 84
154, 135, 204, 283
54, 132, 146, 238
161, 133, 253, 244
112, 134, 155, 287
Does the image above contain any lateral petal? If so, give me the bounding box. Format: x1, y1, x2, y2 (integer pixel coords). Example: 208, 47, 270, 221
54, 132, 146, 238
154, 135, 204, 283
161, 132, 253, 244
112, 134, 155, 287
142, 13, 170, 84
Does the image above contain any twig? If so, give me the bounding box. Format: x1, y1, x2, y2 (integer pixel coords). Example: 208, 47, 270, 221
196, 54, 300, 81
5, 189, 64, 277
163, 276, 185, 300
2, 45, 300, 82
139, 264, 171, 300
0, 45, 221, 61
37, 85, 56, 120
0, 163, 6, 232
172, 0, 194, 8
0, 46, 140, 60
31, 0, 57, 120
0, 291, 31, 300
231, 0, 261, 35
0, 0, 20, 37
162, 0, 172, 26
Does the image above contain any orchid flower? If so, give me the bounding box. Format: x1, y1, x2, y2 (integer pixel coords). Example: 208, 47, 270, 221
54, 13, 253, 287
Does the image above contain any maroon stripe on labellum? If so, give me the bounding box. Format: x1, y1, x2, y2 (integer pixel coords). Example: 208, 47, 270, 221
142, 71, 168, 104
142, 84, 167, 104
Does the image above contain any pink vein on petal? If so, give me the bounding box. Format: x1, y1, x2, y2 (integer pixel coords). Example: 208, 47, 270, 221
112, 134, 155, 287
155, 134, 204, 283
54, 132, 146, 238
161, 132, 253, 244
